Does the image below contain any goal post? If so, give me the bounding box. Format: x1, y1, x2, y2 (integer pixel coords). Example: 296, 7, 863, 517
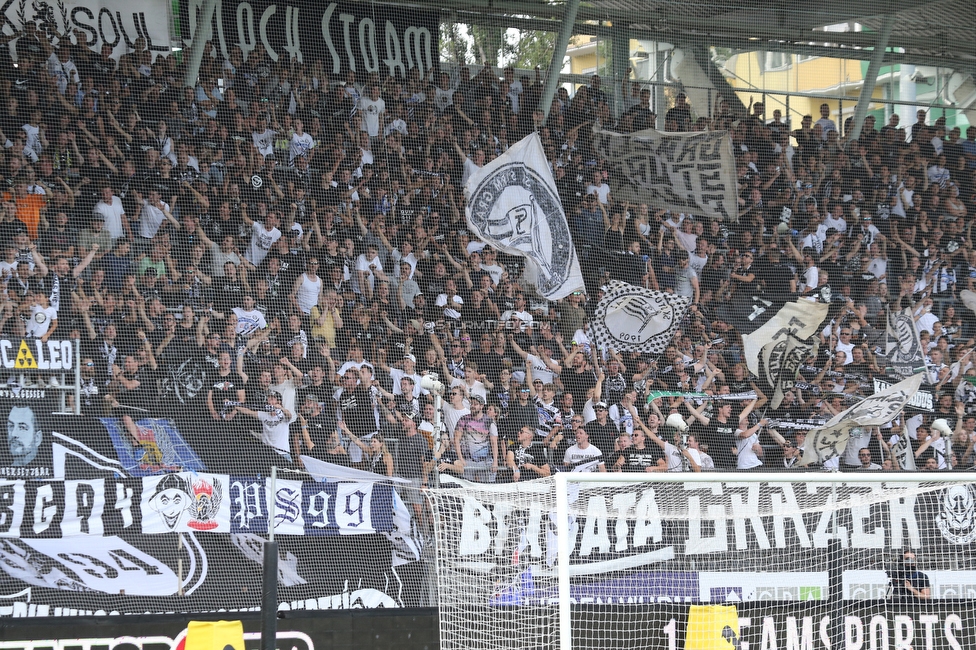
428, 472, 976, 650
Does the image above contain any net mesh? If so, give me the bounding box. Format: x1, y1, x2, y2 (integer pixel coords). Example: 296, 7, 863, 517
0, 0, 973, 631
427, 475, 976, 649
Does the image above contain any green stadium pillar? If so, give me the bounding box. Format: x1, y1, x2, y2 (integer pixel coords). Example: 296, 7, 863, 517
538, 0, 582, 120
182, 0, 219, 89
848, 14, 895, 141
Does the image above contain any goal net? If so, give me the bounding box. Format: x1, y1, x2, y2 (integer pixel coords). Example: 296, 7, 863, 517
427, 472, 976, 650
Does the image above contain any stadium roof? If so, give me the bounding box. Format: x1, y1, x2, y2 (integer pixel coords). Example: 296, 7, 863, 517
430, 0, 975, 73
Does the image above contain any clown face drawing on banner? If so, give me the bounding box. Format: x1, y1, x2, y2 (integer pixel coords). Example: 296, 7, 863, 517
149, 474, 192, 530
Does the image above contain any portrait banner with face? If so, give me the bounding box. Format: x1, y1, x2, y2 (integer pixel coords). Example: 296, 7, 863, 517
801, 373, 924, 466
590, 280, 691, 354
592, 128, 739, 222
885, 307, 927, 379
465, 133, 585, 301
1, 402, 53, 479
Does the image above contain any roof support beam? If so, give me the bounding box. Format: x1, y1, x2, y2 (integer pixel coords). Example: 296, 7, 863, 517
849, 14, 895, 141
538, 0, 582, 119
182, 0, 218, 88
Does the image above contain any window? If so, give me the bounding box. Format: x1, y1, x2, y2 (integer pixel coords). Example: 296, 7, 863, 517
765, 52, 791, 70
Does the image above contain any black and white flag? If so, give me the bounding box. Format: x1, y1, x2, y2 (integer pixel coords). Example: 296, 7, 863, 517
885, 307, 926, 379
465, 133, 584, 300
801, 373, 924, 466
592, 127, 739, 222
890, 434, 917, 471
742, 302, 829, 409
590, 281, 691, 353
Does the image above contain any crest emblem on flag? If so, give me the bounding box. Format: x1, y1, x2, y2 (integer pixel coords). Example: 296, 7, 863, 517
465, 133, 584, 300
590, 281, 690, 353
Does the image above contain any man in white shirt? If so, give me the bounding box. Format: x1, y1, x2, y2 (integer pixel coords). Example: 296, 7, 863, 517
94, 185, 130, 241
914, 298, 939, 337
136, 189, 180, 241
358, 86, 386, 138
815, 103, 837, 141
433, 73, 455, 113
288, 119, 315, 165
585, 171, 611, 205
24, 290, 57, 341
243, 209, 281, 267
563, 429, 606, 472
354, 244, 384, 300
502, 67, 523, 114
735, 418, 765, 470
235, 391, 292, 455
233, 295, 269, 338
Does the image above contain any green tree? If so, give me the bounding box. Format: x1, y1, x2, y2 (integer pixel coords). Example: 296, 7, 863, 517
471, 25, 505, 68
440, 23, 470, 67
504, 29, 558, 70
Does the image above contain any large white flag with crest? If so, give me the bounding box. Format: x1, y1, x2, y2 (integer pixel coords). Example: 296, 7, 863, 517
742, 301, 829, 409
464, 133, 584, 301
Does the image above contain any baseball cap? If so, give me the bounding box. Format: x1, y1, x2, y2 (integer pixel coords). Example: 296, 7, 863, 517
305, 393, 320, 403
404, 353, 417, 362
268, 390, 282, 401
470, 394, 486, 404
594, 401, 608, 409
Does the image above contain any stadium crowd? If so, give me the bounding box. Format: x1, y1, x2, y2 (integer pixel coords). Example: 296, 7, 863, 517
1, 27, 975, 484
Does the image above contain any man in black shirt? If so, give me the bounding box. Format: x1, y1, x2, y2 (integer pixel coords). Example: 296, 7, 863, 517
890, 551, 931, 601
685, 401, 738, 470
559, 347, 596, 407
584, 402, 619, 459
759, 248, 797, 303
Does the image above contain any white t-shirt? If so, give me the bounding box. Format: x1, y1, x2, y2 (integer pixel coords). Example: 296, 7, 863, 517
390, 368, 424, 398
525, 354, 556, 385
94, 196, 126, 240
247, 221, 281, 266
354, 254, 382, 294
289, 132, 315, 164
257, 407, 291, 453
842, 427, 873, 466
139, 199, 170, 239
736, 433, 763, 469
252, 129, 276, 158
433, 87, 455, 113
586, 182, 611, 204
436, 293, 464, 320
232, 307, 268, 337
564, 444, 604, 472
359, 97, 385, 137
26, 305, 57, 338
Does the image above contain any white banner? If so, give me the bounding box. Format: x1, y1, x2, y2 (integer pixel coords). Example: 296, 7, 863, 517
465, 133, 584, 301
590, 280, 691, 354
2, 0, 172, 59
873, 378, 933, 411
592, 127, 739, 222
885, 307, 926, 379
801, 374, 924, 466
742, 301, 829, 409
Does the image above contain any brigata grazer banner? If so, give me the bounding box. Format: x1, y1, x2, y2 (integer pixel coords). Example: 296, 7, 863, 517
440, 478, 976, 605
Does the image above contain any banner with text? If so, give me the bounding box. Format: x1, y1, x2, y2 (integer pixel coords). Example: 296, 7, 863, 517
2, 0, 171, 58
592, 128, 739, 222
181, 0, 439, 78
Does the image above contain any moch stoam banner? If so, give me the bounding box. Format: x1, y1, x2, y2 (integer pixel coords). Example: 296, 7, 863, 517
181, 0, 439, 78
